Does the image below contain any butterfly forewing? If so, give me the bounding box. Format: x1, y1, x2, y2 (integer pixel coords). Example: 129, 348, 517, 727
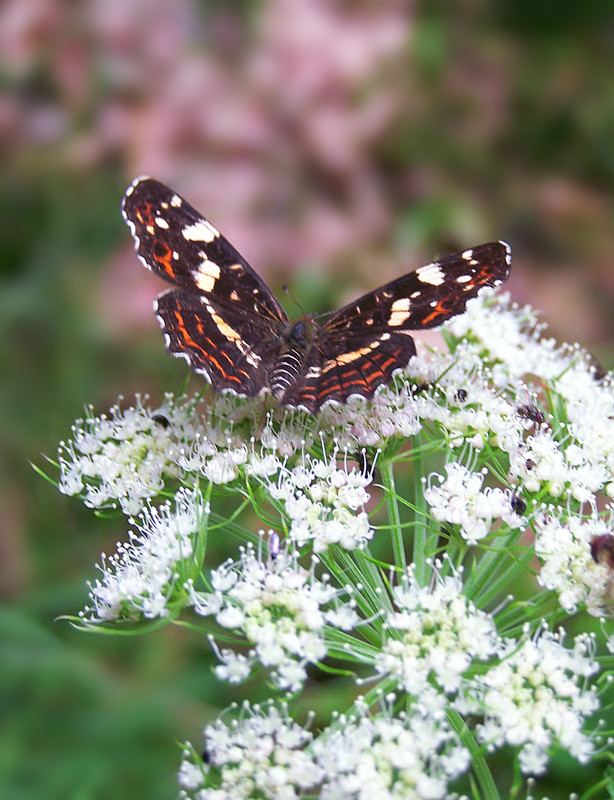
121, 177, 288, 324
300, 241, 510, 409
122, 178, 511, 412
323, 241, 511, 337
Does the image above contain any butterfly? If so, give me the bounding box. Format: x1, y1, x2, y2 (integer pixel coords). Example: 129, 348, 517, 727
122, 177, 511, 412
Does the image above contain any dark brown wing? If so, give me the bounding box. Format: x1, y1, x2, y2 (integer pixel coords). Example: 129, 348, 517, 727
155, 290, 281, 396
324, 241, 511, 336
122, 177, 289, 396
122, 177, 288, 324
300, 241, 511, 410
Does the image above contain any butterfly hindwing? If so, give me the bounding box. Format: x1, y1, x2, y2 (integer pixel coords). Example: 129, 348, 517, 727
313, 331, 417, 408
156, 289, 280, 396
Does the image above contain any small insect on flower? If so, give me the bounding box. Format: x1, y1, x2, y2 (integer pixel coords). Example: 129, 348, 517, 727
516, 403, 546, 424
122, 177, 510, 411
511, 493, 527, 514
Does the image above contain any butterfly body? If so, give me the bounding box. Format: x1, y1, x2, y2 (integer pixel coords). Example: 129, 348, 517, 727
122, 177, 511, 412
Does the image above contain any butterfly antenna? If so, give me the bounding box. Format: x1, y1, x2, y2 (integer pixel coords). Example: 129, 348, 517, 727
282, 284, 307, 317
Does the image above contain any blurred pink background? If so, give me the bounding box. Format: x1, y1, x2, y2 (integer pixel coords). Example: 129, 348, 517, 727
4, 0, 614, 347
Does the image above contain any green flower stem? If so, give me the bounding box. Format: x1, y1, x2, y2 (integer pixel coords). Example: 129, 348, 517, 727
447, 709, 500, 800
378, 457, 406, 574
409, 438, 432, 583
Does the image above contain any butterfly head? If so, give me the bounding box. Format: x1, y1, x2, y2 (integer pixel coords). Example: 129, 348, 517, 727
279, 316, 318, 349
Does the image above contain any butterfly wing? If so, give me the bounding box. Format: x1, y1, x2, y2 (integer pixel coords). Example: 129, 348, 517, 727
122, 177, 288, 322
303, 241, 511, 409
122, 177, 288, 395
155, 290, 283, 396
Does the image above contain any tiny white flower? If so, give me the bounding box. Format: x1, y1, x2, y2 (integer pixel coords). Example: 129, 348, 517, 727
472, 628, 599, 774
213, 649, 253, 683
263, 450, 375, 551
425, 463, 524, 545
534, 512, 614, 615
179, 702, 321, 798
313, 701, 469, 799
58, 395, 198, 514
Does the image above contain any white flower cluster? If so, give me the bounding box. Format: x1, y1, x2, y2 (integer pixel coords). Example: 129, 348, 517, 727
174, 411, 302, 485
373, 562, 600, 776
424, 462, 525, 544
178, 702, 322, 800
472, 628, 599, 775
82, 488, 208, 622
267, 452, 374, 552
58, 395, 197, 514
534, 512, 614, 615
178, 699, 470, 800
313, 704, 470, 800
375, 563, 500, 698
189, 540, 358, 691
319, 382, 423, 447
451, 293, 614, 503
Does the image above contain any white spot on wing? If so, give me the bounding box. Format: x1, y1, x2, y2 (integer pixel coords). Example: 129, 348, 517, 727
416, 263, 445, 286
193, 259, 221, 293
182, 219, 220, 243
245, 351, 261, 367
388, 297, 411, 326
499, 240, 512, 265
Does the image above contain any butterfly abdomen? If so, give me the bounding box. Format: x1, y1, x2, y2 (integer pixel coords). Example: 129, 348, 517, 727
270, 319, 312, 400
270, 348, 305, 399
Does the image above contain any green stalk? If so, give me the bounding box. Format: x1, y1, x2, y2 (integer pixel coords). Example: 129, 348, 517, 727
379, 458, 406, 574
410, 437, 429, 583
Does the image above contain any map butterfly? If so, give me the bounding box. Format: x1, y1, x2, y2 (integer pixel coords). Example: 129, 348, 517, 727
122, 177, 511, 412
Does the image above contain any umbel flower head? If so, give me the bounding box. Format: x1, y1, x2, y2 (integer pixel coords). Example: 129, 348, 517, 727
52, 292, 613, 797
